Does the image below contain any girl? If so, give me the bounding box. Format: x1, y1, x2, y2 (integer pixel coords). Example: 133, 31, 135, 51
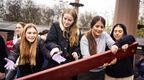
0, 35, 8, 80
45, 8, 81, 65
105, 23, 135, 80
6, 22, 26, 53
80, 16, 118, 80
5, 23, 48, 78
45, 8, 82, 80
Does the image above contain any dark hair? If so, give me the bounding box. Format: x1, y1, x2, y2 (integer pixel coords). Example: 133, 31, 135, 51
39, 29, 49, 35
110, 23, 127, 41
90, 16, 106, 28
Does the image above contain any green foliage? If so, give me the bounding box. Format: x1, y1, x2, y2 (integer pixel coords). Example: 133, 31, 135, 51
136, 28, 144, 37
105, 25, 112, 34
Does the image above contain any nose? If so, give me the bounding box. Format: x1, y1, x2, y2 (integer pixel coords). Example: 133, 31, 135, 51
65, 20, 69, 24
115, 32, 119, 36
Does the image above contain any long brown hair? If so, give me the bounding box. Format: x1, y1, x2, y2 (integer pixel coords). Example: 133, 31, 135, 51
86, 16, 106, 55
61, 8, 79, 47
85, 30, 97, 55
19, 23, 38, 65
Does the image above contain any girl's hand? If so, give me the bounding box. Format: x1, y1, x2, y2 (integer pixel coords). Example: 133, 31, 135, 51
111, 45, 119, 54
103, 58, 117, 68
109, 58, 117, 65
72, 52, 79, 60
0, 72, 5, 80
121, 44, 128, 52
102, 63, 109, 68
4, 58, 15, 70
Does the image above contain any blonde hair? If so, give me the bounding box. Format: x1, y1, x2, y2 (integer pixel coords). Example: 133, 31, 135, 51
61, 8, 79, 47
19, 23, 38, 65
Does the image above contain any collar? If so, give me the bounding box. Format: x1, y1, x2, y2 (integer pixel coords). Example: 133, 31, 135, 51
59, 18, 65, 31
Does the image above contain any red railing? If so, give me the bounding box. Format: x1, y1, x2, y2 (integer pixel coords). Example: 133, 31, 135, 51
15, 42, 138, 80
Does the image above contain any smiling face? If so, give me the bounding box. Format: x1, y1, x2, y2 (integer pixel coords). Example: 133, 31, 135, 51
62, 13, 74, 28
25, 27, 37, 43
91, 20, 105, 37
113, 26, 124, 40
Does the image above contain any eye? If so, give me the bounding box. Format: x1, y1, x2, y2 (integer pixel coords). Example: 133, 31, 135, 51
114, 30, 117, 33
33, 32, 37, 35
27, 32, 31, 34
119, 30, 122, 33
100, 26, 104, 29
94, 25, 104, 29
16, 27, 20, 29
64, 17, 67, 20
95, 25, 99, 28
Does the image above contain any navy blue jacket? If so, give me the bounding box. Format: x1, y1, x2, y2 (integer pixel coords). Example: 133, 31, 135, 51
106, 35, 136, 78
45, 22, 82, 63
11, 38, 48, 77
0, 35, 8, 73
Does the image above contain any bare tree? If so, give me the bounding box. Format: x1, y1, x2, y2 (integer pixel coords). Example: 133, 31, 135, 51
4, 0, 22, 21
40, 7, 54, 25
53, 5, 61, 21
20, 0, 41, 24
52, 1, 68, 22
79, 12, 94, 28
0, 0, 6, 19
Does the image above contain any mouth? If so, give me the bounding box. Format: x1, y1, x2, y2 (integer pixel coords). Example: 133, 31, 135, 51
96, 31, 102, 34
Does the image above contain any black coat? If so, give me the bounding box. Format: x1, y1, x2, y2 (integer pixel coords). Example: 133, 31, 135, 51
45, 22, 82, 63
0, 35, 8, 73
106, 35, 136, 78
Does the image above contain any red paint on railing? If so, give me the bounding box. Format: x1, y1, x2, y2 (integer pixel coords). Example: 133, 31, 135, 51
15, 42, 138, 80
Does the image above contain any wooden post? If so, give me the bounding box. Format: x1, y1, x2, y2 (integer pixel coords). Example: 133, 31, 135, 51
75, 0, 80, 13
113, 0, 140, 36
69, 0, 84, 14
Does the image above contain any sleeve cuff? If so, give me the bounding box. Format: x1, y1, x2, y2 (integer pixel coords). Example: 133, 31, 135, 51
50, 48, 59, 56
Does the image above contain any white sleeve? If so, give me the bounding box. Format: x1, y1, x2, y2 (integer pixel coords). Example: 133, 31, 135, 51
80, 36, 91, 58
104, 32, 115, 49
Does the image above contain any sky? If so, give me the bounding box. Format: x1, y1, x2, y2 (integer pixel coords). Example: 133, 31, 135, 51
34, 0, 116, 13
33, 0, 116, 24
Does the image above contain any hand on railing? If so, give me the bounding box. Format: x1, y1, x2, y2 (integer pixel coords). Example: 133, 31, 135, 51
72, 52, 79, 60
109, 58, 117, 65
111, 45, 119, 54
102, 63, 109, 68
103, 58, 117, 68
121, 44, 128, 52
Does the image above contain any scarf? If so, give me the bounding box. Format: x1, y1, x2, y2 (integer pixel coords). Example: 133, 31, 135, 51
85, 30, 97, 55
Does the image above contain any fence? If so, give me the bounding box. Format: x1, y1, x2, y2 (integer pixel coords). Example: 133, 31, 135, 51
15, 42, 138, 80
